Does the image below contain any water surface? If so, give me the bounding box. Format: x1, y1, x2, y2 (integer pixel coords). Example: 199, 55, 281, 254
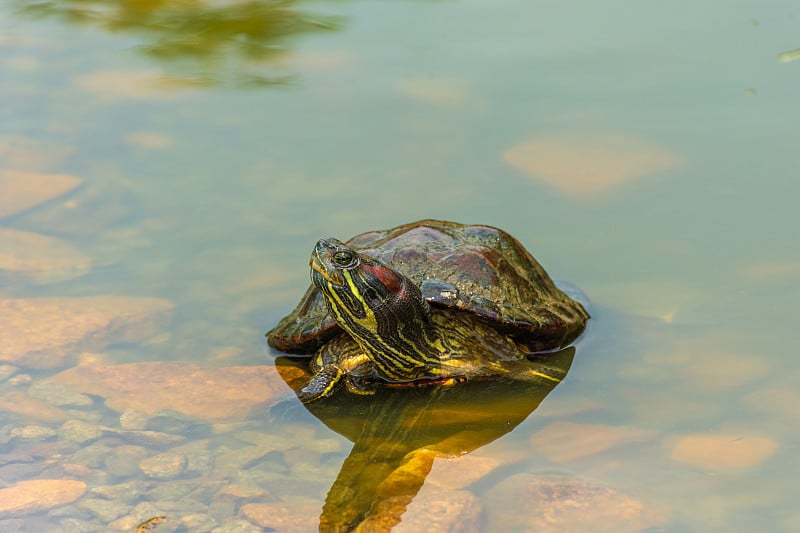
1, 0, 799, 531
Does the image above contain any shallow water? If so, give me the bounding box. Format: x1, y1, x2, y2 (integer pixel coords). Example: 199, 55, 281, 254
1, 0, 799, 531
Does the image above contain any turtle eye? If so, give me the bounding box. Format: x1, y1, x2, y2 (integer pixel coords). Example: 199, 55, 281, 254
333, 250, 355, 267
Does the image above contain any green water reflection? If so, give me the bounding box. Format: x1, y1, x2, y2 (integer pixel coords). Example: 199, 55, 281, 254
276, 348, 574, 530
15, 0, 341, 87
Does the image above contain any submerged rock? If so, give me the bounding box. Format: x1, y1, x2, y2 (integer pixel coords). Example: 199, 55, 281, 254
100, 428, 185, 448
0, 169, 82, 220
0, 391, 69, 423
425, 455, 501, 491
394, 488, 482, 533
0, 296, 174, 369
529, 421, 654, 463
27, 380, 93, 408
484, 473, 664, 533
212, 518, 265, 533
0, 228, 91, 284
502, 132, 679, 197
670, 433, 777, 470
58, 420, 103, 444
138, 452, 188, 480
51, 362, 290, 420
90, 480, 149, 503
118, 409, 150, 431
76, 498, 131, 523
9, 425, 57, 440
0, 479, 86, 518
103, 445, 149, 478
240, 500, 319, 532
0, 365, 19, 382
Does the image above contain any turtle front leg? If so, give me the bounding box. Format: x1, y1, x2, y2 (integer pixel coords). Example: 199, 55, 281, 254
299, 348, 374, 402
298, 364, 345, 402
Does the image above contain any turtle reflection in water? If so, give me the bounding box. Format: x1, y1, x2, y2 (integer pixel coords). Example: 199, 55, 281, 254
274, 347, 575, 531
267, 220, 589, 401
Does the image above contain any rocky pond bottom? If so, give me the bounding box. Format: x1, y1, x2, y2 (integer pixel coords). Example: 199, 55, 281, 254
0, 357, 668, 532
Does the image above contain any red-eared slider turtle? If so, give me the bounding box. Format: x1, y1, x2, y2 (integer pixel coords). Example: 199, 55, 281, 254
267, 220, 589, 401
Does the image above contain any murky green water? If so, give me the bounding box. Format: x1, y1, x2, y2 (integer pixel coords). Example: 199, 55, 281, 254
1, 0, 799, 531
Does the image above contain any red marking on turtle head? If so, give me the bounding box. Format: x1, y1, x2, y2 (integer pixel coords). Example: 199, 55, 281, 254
361, 263, 403, 294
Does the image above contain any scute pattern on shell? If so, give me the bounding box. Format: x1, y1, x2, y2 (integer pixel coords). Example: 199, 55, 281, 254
268, 220, 589, 354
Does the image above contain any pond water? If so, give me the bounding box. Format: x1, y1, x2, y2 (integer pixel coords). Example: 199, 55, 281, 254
1, 0, 799, 531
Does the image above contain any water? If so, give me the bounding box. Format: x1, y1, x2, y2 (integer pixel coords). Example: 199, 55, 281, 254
1, 0, 799, 531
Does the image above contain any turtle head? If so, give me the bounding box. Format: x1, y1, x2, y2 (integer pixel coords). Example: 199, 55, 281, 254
310, 238, 439, 381
310, 238, 405, 302
310, 238, 417, 324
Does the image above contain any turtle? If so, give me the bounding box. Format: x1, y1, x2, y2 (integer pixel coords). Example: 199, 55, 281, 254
267, 219, 589, 402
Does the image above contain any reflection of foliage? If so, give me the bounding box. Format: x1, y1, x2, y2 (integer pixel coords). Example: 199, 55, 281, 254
17, 0, 342, 88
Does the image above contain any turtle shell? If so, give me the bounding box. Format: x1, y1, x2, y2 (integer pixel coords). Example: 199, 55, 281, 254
267, 219, 589, 354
